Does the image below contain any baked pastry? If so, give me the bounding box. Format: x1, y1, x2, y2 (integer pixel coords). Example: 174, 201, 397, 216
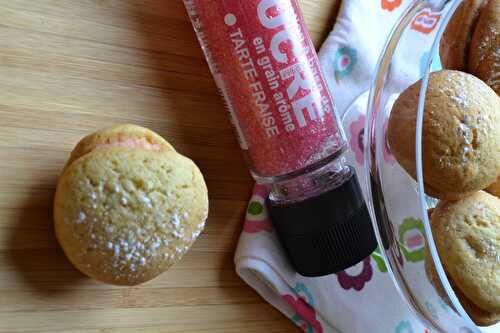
66, 124, 175, 168
452, 280, 500, 327
440, 0, 486, 71
54, 125, 208, 286
388, 70, 500, 200
425, 247, 500, 326
487, 176, 500, 197
440, 0, 500, 95
431, 191, 500, 314
469, 0, 500, 95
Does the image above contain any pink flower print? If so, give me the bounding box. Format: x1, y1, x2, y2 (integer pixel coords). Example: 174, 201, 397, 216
399, 218, 426, 263
336, 257, 373, 291
349, 114, 366, 165
383, 120, 396, 164
283, 284, 323, 333
349, 116, 394, 166
243, 184, 273, 233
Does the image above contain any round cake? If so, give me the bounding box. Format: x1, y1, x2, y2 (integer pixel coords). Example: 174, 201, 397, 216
54, 125, 209, 286
388, 70, 500, 200
440, 0, 486, 71
65, 124, 175, 168
431, 191, 500, 314
469, 0, 500, 95
424, 247, 500, 326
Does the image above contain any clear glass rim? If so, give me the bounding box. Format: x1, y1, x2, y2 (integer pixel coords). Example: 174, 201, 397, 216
363, 0, 481, 332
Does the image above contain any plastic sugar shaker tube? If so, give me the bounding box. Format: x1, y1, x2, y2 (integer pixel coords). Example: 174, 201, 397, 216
184, 0, 377, 276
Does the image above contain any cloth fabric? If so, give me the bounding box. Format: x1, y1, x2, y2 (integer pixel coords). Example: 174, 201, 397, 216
235, 1, 447, 332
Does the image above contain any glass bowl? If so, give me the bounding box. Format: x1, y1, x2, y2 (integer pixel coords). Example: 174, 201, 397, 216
352, 0, 499, 332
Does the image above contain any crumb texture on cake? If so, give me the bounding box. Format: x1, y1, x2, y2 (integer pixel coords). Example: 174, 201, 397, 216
388, 70, 500, 200
55, 148, 208, 285
431, 191, 500, 313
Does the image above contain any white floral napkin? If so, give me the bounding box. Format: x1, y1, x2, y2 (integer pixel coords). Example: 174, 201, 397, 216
235, 1, 450, 332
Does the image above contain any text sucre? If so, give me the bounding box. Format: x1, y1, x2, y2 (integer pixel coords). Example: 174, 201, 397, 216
227, 0, 329, 138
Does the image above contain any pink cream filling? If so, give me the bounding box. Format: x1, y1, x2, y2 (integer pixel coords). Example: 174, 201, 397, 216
95, 138, 162, 151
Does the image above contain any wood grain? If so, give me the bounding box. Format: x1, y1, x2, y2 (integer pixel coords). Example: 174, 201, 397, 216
0, 1, 339, 332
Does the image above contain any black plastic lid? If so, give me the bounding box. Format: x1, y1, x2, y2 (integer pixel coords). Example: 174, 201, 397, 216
267, 169, 377, 277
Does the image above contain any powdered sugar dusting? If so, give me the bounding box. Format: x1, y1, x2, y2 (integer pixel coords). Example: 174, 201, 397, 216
74, 200, 205, 281
120, 196, 128, 205
113, 244, 121, 257
138, 193, 153, 208
477, 25, 499, 63
76, 212, 87, 224
67, 161, 207, 283
458, 123, 473, 145
451, 95, 469, 108
485, 66, 500, 89
458, 119, 474, 163
171, 213, 181, 228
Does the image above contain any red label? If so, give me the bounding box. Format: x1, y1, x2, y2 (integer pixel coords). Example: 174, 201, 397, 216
185, 0, 343, 177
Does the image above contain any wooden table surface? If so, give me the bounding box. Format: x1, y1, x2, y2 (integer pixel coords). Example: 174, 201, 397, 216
0, 1, 339, 332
